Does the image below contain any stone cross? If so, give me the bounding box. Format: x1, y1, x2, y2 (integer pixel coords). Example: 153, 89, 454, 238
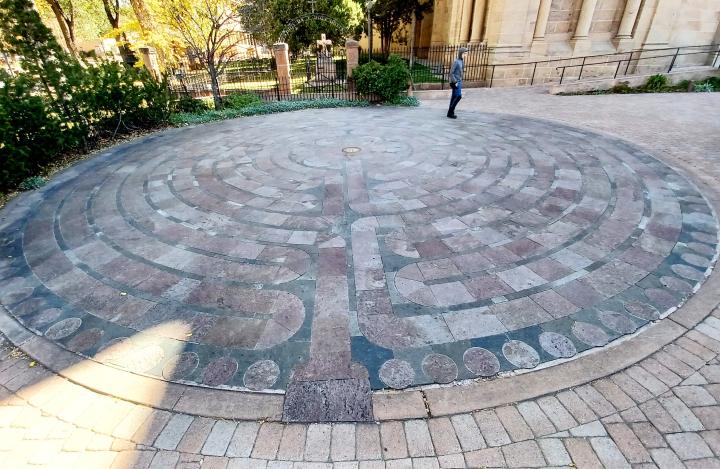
317, 34, 332, 56
308, 0, 316, 13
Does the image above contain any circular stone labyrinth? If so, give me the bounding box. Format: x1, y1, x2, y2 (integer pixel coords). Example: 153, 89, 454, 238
0, 107, 717, 394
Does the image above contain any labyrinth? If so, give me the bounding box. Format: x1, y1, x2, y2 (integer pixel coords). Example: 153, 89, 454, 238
0, 107, 717, 398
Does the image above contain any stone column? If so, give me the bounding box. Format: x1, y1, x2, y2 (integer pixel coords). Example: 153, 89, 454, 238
614, 0, 642, 51
345, 39, 359, 78
571, 0, 598, 54
531, 0, 553, 54
470, 0, 487, 43
459, 0, 474, 42
273, 43, 292, 96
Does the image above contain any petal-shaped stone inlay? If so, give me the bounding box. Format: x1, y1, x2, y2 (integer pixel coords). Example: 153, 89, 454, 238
539, 332, 577, 358
421, 353, 458, 384
625, 301, 660, 320
572, 321, 609, 347
598, 311, 638, 334
463, 347, 501, 377
44, 318, 82, 340
660, 276, 693, 294
66, 328, 104, 352
681, 252, 710, 268
671, 264, 704, 281
243, 360, 280, 391
379, 359, 414, 389
502, 340, 540, 369
203, 356, 239, 387
162, 352, 200, 380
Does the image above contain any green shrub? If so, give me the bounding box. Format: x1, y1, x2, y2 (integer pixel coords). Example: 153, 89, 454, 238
610, 82, 633, 94
174, 95, 209, 113
694, 81, 714, 92
18, 176, 47, 190
0, 71, 64, 189
672, 80, 692, 92
706, 76, 720, 89
0, 0, 170, 190
353, 55, 411, 102
644, 74, 668, 91
170, 99, 371, 126
223, 92, 262, 109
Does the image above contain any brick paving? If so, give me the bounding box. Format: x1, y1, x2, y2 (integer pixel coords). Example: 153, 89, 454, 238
0, 88, 719, 467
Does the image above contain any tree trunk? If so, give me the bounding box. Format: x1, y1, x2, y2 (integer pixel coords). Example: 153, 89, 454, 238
44, 0, 78, 57
128, 0, 166, 69
128, 0, 153, 35
208, 61, 222, 110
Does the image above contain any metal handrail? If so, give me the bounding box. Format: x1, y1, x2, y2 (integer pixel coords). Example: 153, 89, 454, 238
555, 45, 720, 83
486, 43, 719, 87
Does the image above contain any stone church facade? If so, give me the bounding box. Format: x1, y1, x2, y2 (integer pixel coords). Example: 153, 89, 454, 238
413, 0, 720, 61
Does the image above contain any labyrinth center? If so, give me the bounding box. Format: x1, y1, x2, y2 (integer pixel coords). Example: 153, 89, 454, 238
0, 108, 717, 395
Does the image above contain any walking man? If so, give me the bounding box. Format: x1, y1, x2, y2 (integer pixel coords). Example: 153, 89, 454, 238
447, 47, 468, 119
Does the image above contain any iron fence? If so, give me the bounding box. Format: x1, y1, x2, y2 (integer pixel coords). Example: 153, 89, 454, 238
169, 49, 357, 102
360, 43, 490, 88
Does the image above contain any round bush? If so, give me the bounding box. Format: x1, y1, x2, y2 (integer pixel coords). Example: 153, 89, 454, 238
353, 55, 410, 102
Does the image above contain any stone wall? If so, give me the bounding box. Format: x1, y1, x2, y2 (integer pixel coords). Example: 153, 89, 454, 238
412, 0, 720, 65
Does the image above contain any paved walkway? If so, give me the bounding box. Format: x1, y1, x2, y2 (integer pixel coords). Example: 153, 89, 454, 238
0, 87, 719, 467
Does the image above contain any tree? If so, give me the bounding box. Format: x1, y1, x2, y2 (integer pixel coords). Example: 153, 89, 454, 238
42, 0, 79, 56
369, 0, 432, 57
240, 0, 363, 54
100, 0, 136, 65
155, 0, 245, 109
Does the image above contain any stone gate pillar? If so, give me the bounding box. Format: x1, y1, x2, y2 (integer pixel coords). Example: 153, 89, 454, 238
346, 39, 359, 77
273, 43, 292, 96
572, 0, 599, 54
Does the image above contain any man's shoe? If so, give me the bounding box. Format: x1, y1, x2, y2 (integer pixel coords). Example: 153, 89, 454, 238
447, 114, 457, 119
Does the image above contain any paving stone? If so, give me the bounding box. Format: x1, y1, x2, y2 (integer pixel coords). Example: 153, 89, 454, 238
516, 401, 556, 436
701, 430, 720, 455
536, 396, 578, 431
251, 423, 284, 460
674, 386, 717, 407
501, 440, 545, 467
304, 423, 332, 462
202, 420, 238, 456
274, 424, 307, 461
693, 406, 720, 430
227, 422, 261, 458
667, 432, 714, 460
450, 414, 486, 451
493, 405, 533, 441
464, 447, 505, 468
556, 390, 598, 424
331, 423, 356, 461
590, 437, 630, 468
153, 413, 193, 450
564, 438, 604, 469
640, 400, 683, 433
473, 410, 511, 447
606, 423, 653, 463
574, 384, 617, 417
658, 395, 704, 431
403, 420, 434, 457
631, 422, 668, 448
355, 423, 382, 460
569, 421, 607, 437
411, 457, 440, 469
538, 438, 571, 466
176, 417, 215, 454
149, 450, 180, 469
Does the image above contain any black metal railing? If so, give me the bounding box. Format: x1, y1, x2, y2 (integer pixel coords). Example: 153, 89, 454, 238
168, 49, 357, 102
360, 43, 489, 88
485, 43, 720, 88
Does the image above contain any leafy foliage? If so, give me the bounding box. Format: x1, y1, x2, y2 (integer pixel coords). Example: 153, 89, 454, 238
0, 0, 170, 190
352, 55, 410, 102
170, 98, 371, 125
644, 74, 668, 91
223, 92, 263, 109
369, 0, 432, 56
19, 176, 48, 190
240, 0, 363, 53
693, 81, 714, 92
